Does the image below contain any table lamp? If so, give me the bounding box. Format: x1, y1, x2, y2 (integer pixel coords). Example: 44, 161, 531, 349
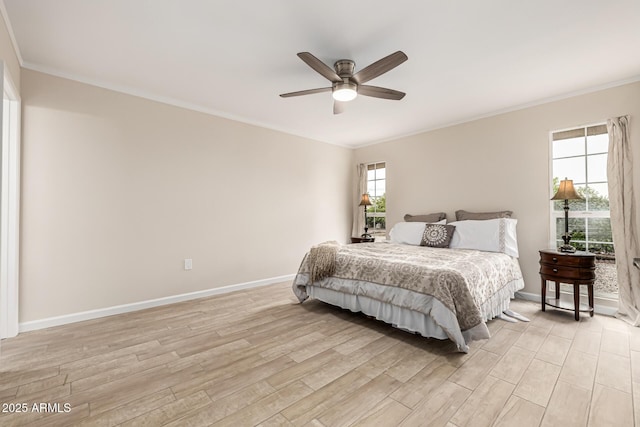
551, 178, 583, 253
359, 193, 373, 238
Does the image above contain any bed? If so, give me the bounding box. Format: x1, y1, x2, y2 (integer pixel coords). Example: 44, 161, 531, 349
292, 215, 525, 352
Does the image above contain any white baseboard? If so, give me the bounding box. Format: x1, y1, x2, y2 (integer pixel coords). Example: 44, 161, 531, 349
18, 274, 296, 333
515, 291, 618, 317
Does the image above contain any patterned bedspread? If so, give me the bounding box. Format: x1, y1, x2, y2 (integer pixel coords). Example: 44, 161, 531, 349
293, 242, 523, 332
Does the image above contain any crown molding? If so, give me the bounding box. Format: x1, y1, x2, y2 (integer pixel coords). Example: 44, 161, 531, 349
353, 74, 640, 149
0, 1, 24, 65
22, 61, 356, 150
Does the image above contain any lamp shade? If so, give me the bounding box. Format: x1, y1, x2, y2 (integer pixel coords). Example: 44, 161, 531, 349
551, 178, 583, 201
359, 193, 372, 206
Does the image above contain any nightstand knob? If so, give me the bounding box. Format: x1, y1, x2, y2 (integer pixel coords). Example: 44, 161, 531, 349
552, 257, 558, 263
553, 268, 558, 273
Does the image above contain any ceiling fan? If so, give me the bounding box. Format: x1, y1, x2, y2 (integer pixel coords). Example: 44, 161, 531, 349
280, 51, 408, 114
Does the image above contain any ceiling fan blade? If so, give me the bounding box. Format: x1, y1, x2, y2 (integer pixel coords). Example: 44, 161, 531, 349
280, 87, 331, 98
352, 51, 408, 85
297, 52, 342, 83
358, 85, 405, 100
333, 100, 345, 115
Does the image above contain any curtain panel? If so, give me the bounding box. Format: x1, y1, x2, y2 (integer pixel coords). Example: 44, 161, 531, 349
607, 116, 640, 325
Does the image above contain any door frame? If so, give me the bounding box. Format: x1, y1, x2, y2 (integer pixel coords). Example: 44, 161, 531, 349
0, 62, 20, 339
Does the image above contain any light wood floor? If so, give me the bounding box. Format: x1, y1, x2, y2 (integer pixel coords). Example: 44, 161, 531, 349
0, 281, 638, 426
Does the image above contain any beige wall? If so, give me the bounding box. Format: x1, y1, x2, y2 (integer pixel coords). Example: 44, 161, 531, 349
20, 69, 353, 322
355, 81, 640, 297
15, 63, 640, 323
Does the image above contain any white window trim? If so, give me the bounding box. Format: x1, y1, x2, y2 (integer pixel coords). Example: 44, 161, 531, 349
548, 123, 617, 307
548, 122, 611, 250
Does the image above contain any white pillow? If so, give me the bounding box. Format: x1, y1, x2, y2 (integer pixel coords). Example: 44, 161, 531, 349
448, 218, 519, 258
389, 220, 447, 246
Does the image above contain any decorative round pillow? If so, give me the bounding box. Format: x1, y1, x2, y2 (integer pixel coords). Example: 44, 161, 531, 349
420, 224, 456, 248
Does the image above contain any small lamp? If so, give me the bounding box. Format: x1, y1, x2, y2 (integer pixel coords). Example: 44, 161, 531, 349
551, 178, 584, 253
359, 193, 373, 238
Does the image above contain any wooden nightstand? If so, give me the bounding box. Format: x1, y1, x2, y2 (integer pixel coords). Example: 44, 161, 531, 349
539, 249, 596, 321
351, 237, 375, 243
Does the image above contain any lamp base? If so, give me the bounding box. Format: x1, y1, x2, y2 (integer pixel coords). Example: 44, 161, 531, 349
361, 233, 372, 239
559, 244, 577, 253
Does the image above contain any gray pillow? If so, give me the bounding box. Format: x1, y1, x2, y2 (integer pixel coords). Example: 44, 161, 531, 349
455, 209, 513, 221
404, 212, 447, 222
420, 224, 456, 248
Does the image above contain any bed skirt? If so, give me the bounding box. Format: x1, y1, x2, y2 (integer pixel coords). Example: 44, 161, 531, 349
304, 277, 525, 353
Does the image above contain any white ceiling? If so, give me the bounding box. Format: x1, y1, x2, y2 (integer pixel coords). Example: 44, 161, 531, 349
3, 0, 640, 148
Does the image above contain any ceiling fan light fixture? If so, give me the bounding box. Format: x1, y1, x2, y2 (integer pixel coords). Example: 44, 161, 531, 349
332, 82, 358, 102
280, 51, 408, 113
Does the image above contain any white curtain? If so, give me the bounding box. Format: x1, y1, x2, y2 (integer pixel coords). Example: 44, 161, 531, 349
351, 164, 367, 238
607, 116, 640, 325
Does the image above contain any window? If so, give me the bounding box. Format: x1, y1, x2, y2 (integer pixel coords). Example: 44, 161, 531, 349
551, 124, 617, 298
366, 162, 386, 237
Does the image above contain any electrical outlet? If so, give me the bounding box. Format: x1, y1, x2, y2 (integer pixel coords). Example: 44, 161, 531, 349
184, 259, 193, 270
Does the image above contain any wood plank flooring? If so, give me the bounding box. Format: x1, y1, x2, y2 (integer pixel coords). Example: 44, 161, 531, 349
0, 281, 638, 426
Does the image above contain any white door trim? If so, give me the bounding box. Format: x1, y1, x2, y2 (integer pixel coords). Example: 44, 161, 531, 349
0, 62, 20, 339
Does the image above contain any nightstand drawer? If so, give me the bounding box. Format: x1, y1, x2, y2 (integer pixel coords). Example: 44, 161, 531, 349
351, 237, 375, 243
539, 251, 594, 268
540, 264, 595, 280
